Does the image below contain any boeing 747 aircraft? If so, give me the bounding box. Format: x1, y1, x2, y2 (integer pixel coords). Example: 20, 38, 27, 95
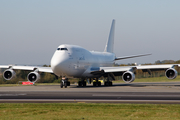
0, 20, 179, 88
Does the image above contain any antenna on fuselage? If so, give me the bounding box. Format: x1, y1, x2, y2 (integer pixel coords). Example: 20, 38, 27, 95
104, 19, 115, 53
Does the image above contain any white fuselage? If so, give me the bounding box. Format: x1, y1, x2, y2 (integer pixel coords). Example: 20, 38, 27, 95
51, 44, 115, 78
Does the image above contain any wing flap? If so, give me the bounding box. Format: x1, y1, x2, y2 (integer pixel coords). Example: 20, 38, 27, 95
100, 67, 133, 73
136, 64, 177, 70
38, 67, 53, 73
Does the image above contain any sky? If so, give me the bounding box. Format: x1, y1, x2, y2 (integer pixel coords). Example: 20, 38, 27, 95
0, 0, 180, 65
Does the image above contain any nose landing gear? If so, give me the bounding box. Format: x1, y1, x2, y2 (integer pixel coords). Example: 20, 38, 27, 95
60, 77, 70, 88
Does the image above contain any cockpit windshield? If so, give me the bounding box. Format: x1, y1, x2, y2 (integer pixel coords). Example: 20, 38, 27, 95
57, 48, 68, 51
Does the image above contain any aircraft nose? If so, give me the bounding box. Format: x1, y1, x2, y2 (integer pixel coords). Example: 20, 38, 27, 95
51, 58, 64, 74
51, 58, 60, 73
51, 52, 69, 76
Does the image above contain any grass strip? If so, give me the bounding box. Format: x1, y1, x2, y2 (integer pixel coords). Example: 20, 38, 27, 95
0, 103, 180, 120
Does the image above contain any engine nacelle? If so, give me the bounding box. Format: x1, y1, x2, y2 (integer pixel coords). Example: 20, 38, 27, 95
165, 68, 177, 79
122, 71, 135, 83
3, 69, 16, 80
27, 72, 40, 83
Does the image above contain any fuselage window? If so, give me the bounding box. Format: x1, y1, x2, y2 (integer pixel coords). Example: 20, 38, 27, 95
57, 48, 68, 51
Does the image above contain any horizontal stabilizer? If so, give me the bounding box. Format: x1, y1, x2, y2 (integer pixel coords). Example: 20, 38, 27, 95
115, 53, 151, 61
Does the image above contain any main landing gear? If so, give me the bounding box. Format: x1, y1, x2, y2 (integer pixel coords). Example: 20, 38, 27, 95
78, 78, 102, 87
93, 78, 101, 86
60, 77, 70, 88
104, 77, 113, 86
78, 78, 87, 87
104, 74, 114, 86
104, 81, 112, 86
77, 77, 113, 87
60, 76, 113, 88
92, 77, 113, 87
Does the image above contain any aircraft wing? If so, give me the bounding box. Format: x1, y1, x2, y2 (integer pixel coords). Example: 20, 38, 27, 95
0, 65, 53, 73
0, 65, 53, 83
91, 64, 180, 83
99, 64, 179, 73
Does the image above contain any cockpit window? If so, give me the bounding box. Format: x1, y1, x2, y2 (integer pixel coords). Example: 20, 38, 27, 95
57, 48, 68, 51
61, 48, 68, 50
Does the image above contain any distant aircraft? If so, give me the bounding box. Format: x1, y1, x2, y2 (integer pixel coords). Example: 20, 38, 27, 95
0, 19, 179, 88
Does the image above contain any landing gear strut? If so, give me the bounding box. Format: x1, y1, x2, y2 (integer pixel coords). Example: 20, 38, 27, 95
60, 77, 70, 88
87, 78, 92, 84
104, 74, 113, 86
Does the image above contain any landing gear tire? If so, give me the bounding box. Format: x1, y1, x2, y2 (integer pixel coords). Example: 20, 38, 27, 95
93, 81, 101, 86
78, 81, 86, 87
60, 82, 63, 88
64, 82, 67, 88
83, 81, 86, 87
98, 81, 101, 86
60, 78, 70, 88
93, 82, 96, 86
110, 82, 112, 86
78, 81, 82, 87
67, 81, 70, 86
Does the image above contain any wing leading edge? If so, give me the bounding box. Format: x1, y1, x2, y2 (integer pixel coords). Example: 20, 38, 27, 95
0, 65, 53, 83
0, 65, 53, 73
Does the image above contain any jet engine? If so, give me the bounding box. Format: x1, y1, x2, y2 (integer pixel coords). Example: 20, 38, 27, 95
122, 71, 135, 83
27, 72, 40, 83
165, 68, 177, 79
3, 69, 16, 80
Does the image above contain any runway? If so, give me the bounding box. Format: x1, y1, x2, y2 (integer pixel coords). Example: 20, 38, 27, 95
0, 82, 180, 104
